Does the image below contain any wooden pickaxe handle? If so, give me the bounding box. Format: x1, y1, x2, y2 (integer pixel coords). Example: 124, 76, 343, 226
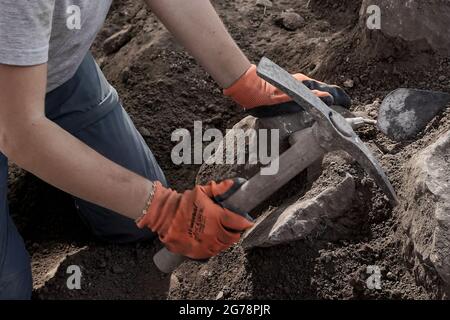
153, 126, 325, 273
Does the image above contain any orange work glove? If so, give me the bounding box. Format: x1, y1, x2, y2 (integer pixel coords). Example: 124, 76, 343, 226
224, 64, 351, 110
137, 179, 254, 260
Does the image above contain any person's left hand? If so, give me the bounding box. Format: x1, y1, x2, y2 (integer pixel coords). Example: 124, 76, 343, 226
224, 64, 351, 110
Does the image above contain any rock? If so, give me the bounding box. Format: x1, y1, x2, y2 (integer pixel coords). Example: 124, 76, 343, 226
139, 126, 151, 138
216, 291, 224, 300
359, 0, 450, 54
401, 130, 450, 285
439, 75, 447, 82
241, 174, 356, 248
103, 26, 133, 54
276, 12, 305, 31
120, 67, 131, 84
377, 89, 450, 141
343, 79, 355, 88
169, 274, 180, 290
386, 271, 396, 281
256, 0, 273, 8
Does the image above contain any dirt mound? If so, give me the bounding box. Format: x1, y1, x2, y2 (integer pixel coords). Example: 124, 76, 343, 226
309, 0, 362, 27
9, 0, 449, 299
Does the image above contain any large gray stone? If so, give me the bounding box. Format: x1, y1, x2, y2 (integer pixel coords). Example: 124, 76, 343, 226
377, 89, 450, 142
242, 174, 356, 248
360, 0, 450, 54
402, 130, 450, 285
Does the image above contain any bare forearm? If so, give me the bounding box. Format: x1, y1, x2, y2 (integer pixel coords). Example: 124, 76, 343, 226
2, 116, 152, 220
145, 0, 251, 88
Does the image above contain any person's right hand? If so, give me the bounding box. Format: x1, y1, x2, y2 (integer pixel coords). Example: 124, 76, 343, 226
137, 179, 254, 260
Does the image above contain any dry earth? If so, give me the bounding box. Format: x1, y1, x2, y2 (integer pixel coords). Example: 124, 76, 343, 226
7, 0, 450, 299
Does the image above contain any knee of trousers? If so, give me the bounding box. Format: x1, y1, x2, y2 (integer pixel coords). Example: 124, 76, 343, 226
74, 200, 157, 244
0, 266, 32, 300
0, 221, 32, 300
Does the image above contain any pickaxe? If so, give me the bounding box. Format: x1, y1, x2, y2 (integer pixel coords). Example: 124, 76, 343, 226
154, 58, 398, 273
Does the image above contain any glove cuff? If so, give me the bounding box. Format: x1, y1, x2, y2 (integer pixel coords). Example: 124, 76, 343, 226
136, 181, 181, 236
223, 64, 259, 109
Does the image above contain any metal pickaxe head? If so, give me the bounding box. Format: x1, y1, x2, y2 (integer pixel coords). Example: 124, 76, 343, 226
257, 57, 398, 206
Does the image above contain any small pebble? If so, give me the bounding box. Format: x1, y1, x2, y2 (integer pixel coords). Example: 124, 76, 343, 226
139, 127, 151, 138
386, 271, 397, 281
344, 79, 355, 88
121, 67, 130, 84
277, 12, 305, 31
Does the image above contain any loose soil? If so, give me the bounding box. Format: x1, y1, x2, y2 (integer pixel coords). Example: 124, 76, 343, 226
8, 0, 450, 299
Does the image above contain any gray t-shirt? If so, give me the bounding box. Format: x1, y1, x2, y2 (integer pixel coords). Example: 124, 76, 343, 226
0, 0, 112, 92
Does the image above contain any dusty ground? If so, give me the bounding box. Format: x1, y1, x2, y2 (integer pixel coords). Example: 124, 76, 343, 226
7, 0, 450, 299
